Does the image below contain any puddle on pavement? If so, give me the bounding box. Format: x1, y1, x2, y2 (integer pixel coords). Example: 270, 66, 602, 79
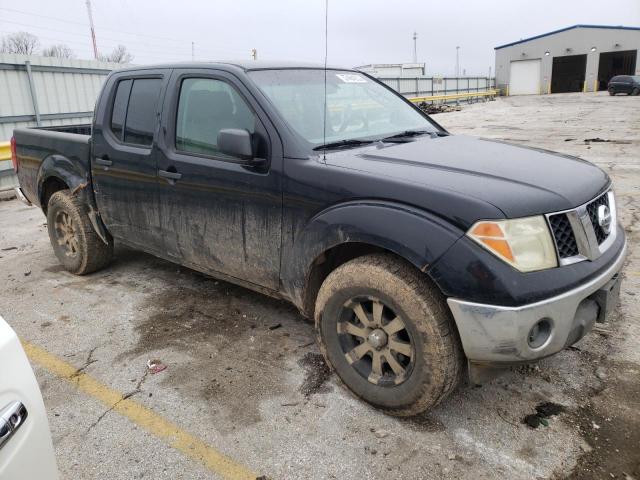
113, 250, 315, 430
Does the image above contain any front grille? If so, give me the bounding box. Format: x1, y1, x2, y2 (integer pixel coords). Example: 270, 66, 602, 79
586, 193, 610, 244
549, 213, 579, 258
547, 190, 614, 265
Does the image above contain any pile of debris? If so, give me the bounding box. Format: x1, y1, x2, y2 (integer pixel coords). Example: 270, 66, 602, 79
417, 102, 462, 115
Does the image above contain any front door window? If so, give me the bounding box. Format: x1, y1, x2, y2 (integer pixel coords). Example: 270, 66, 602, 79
175, 78, 256, 159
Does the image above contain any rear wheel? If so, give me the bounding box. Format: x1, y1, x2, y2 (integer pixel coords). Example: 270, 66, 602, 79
315, 253, 463, 416
47, 190, 113, 274
632, 87, 639, 96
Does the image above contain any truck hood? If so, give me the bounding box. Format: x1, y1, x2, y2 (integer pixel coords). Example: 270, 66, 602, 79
325, 135, 609, 218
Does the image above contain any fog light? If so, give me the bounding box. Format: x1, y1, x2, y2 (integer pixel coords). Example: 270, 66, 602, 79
528, 318, 552, 349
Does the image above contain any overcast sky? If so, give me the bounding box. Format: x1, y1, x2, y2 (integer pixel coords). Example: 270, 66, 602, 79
1, 0, 639, 75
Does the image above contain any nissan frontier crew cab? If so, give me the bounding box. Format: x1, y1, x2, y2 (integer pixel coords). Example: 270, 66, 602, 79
11, 62, 626, 416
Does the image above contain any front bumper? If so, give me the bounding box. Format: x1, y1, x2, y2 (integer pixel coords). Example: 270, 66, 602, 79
447, 238, 627, 364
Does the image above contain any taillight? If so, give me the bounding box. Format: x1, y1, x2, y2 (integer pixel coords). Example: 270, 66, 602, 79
10, 136, 18, 173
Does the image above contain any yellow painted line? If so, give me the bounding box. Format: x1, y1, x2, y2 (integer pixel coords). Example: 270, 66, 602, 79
408, 90, 498, 103
0, 141, 10, 161
22, 341, 257, 480
627, 271, 640, 276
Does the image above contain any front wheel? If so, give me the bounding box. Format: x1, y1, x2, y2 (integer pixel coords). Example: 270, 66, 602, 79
632, 87, 639, 96
47, 190, 113, 274
609, 89, 615, 96
315, 254, 463, 416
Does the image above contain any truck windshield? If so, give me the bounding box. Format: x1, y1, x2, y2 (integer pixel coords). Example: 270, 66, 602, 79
249, 69, 438, 148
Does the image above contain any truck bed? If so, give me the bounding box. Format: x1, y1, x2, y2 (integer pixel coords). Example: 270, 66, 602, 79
13, 124, 92, 208
35, 124, 92, 136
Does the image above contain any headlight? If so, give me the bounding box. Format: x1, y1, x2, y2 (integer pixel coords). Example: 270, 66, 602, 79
467, 216, 558, 272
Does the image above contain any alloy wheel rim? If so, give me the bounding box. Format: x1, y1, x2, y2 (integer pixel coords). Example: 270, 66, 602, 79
54, 211, 79, 257
337, 296, 414, 386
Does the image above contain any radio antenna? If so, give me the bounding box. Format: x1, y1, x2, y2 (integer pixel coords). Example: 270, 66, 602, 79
322, 0, 328, 163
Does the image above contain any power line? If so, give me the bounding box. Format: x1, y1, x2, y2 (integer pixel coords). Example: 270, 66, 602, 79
0, 6, 249, 53
0, 21, 250, 59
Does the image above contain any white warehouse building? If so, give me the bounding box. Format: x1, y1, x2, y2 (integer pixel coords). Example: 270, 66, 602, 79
494, 25, 640, 95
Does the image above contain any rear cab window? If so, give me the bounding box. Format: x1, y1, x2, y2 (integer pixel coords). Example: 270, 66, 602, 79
109, 77, 163, 146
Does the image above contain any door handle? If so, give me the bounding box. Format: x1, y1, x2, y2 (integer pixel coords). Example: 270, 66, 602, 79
158, 169, 182, 183
95, 155, 113, 168
0, 401, 28, 450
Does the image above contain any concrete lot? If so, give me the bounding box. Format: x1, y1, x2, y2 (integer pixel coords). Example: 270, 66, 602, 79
1, 91, 638, 479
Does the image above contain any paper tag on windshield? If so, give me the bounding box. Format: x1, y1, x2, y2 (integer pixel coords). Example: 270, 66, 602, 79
336, 73, 367, 83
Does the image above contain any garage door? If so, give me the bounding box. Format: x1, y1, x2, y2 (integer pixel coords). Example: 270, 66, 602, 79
509, 59, 541, 95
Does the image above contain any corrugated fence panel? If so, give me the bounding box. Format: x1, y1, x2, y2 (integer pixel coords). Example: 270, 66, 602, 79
373, 75, 496, 102
0, 53, 120, 141
0, 69, 32, 117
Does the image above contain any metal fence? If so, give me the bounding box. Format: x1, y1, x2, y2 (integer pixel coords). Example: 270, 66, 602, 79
377, 76, 495, 102
0, 53, 121, 141
0, 54, 120, 191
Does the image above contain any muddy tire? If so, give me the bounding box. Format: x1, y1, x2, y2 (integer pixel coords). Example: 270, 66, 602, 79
315, 253, 463, 416
46, 190, 113, 275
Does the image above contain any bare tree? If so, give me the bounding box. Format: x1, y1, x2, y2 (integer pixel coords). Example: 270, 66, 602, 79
98, 45, 133, 63
0, 32, 40, 55
42, 44, 75, 59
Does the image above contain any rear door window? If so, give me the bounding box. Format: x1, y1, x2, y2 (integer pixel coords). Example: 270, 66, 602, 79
124, 78, 163, 146
175, 78, 255, 158
110, 79, 132, 140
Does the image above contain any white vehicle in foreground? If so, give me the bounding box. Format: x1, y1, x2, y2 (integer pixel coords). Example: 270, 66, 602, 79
0, 316, 58, 479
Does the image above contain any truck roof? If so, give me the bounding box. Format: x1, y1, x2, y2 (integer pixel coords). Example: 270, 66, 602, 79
113, 60, 350, 73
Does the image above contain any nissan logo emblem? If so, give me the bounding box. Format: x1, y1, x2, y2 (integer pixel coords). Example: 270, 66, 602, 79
597, 205, 612, 235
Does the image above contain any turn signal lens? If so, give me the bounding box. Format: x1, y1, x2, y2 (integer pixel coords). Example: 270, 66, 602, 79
468, 216, 557, 272
479, 238, 514, 262
470, 222, 503, 238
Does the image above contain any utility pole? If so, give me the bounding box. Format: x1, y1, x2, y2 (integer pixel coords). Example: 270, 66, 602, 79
85, 0, 98, 60
455, 46, 460, 77
191, 41, 195, 61
251, 48, 257, 61
412, 32, 417, 63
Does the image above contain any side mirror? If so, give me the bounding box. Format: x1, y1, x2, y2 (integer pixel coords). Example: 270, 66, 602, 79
217, 128, 254, 161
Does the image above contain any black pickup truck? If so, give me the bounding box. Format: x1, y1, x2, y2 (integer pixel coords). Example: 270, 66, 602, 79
12, 62, 626, 416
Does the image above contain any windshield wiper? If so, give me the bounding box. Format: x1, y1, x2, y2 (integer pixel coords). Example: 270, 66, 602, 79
379, 130, 435, 142
312, 139, 375, 151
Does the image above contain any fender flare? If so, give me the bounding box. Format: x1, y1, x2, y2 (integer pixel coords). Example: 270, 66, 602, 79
37, 154, 110, 245
37, 153, 87, 203
281, 200, 464, 308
